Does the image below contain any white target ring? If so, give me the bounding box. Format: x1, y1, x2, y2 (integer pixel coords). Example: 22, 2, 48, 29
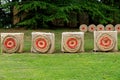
88, 24, 96, 32
96, 33, 115, 51
33, 35, 51, 53
63, 36, 81, 52
2, 35, 19, 53
79, 24, 87, 32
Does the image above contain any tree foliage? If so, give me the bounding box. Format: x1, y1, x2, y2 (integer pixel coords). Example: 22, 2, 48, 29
0, 0, 20, 28
1, 0, 120, 29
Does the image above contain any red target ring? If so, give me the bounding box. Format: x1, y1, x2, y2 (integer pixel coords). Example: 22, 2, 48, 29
117, 27, 120, 30
99, 36, 112, 48
4, 38, 16, 49
100, 28, 102, 30
97, 34, 115, 51
35, 38, 47, 49
79, 24, 87, 32
33, 35, 50, 53
115, 24, 120, 32
91, 27, 94, 30
2, 36, 19, 53
63, 36, 81, 52
82, 27, 85, 30
66, 38, 78, 49
108, 28, 111, 30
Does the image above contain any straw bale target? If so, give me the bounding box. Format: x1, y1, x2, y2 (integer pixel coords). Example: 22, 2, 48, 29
1, 33, 24, 53
97, 24, 104, 31
115, 24, 120, 32
105, 24, 114, 31
61, 32, 84, 53
94, 31, 117, 52
88, 24, 96, 32
31, 32, 55, 53
79, 24, 88, 32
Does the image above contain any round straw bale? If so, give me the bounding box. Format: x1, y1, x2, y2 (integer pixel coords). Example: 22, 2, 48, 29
115, 24, 120, 32
105, 24, 114, 31
79, 24, 88, 32
88, 24, 96, 32
63, 36, 81, 52
96, 33, 115, 51
97, 24, 104, 31
2, 35, 19, 53
33, 35, 51, 53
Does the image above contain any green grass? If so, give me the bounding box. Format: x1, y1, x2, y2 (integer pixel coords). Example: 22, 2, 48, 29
0, 53, 120, 80
0, 29, 120, 80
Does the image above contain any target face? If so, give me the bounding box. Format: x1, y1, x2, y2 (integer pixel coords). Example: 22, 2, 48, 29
89, 24, 96, 32
115, 24, 120, 32
80, 24, 87, 32
67, 38, 78, 49
97, 34, 114, 51
36, 38, 47, 49
3, 36, 19, 53
106, 24, 114, 31
63, 36, 81, 52
33, 36, 50, 53
4, 38, 16, 49
97, 24, 104, 31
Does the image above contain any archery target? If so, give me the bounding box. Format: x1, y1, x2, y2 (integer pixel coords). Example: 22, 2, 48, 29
3, 36, 18, 53
88, 24, 96, 32
33, 35, 50, 53
105, 24, 114, 31
96, 33, 114, 51
31, 32, 55, 53
1, 33, 24, 53
115, 24, 120, 32
63, 36, 81, 52
79, 24, 88, 32
97, 24, 104, 31
61, 32, 84, 53
94, 31, 117, 52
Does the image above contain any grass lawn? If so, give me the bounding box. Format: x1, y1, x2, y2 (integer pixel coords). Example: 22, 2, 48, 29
0, 29, 120, 80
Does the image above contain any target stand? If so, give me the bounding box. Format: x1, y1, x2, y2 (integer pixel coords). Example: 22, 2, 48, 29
61, 32, 84, 53
31, 32, 55, 53
1, 33, 24, 53
94, 31, 117, 52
